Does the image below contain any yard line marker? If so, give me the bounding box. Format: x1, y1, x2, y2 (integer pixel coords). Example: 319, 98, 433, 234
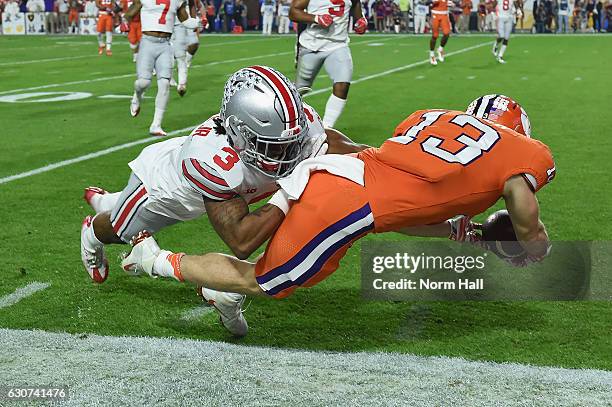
0, 282, 50, 310
0, 41, 489, 185
0, 126, 196, 185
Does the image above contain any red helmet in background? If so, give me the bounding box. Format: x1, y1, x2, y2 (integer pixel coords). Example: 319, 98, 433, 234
466, 94, 532, 137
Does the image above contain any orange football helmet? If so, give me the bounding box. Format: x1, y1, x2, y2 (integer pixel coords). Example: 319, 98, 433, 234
465, 94, 532, 137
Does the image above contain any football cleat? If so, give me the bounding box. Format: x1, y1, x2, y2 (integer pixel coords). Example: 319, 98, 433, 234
106, 49, 112, 56
83, 186, 107, 209
177, 83, 187, 97
437, 49, 445, 62
149, 125, 167, 137
121, 231, 158, 277
130, 94, 141, 117
198, 286, 248, 337
430, 55, 438, 66
98, 46, 104, 55
497, 57, 506, 64
81, 216, 109, 284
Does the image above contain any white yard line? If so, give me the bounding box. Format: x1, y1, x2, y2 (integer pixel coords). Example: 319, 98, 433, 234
0, 41, 489, 186
0, 283, 50, 309
0, 126, 195, 185
0, 328, 610, 406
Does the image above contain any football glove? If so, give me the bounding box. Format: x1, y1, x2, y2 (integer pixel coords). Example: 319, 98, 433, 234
448, 215, 481, 243
314, 14, 333, 28
354, 17, 368, 34
200, 14, 209, 29
181, 17, 201, 29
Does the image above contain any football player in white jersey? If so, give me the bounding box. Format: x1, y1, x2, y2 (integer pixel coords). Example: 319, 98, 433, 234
171, 0, 206, 96
80, 66, 367, 305
290, 0, 367, 128
492, 0, 516, 64
125, 0, 201, 136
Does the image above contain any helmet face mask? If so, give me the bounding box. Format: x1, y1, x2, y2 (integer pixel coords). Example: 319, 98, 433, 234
221, 66, 309, 179
466, 94, 532, 138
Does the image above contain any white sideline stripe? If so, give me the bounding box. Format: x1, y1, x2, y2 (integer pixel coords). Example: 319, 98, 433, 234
304, 41, 491, 98
0, 328, 610, 406
0, 283, 50, 309
0, 126, 196, 185
0, 41, 488, 185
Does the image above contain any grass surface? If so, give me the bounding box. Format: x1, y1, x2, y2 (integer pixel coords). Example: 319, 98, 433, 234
0, 34, 611, 370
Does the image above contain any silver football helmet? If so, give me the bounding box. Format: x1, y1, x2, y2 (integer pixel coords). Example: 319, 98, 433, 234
220, 65, 309, 178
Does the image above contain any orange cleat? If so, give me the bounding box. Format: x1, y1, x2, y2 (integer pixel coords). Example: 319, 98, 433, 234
106, 49, 112, 56
98, 46, 104, 55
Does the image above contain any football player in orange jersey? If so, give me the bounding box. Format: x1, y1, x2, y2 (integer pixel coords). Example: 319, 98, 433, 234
122, 0, 142, 62
429, 0, 451, 65
96, 0, 115, 55
122, 95, 555, 336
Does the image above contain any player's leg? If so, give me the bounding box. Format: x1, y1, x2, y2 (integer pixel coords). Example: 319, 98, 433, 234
322, 46, 353, 128
131, 36, 156, 117
185, 32, 199, 68
150, 39, 173, 136
105, 17, 113, 56
437, 17, 451, 62
84, 187, 122, 213
295, 46, 324, 89
497, 19, 510, 63
494, 20, 504, 56
172, 26, 188, 96
96, 16, 105, 54
430, 16, 439, 65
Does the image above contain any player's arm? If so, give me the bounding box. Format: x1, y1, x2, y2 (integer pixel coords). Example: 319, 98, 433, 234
351, 0, 364, 19
124, 0, 141, 19
324, 128, 371, 154
502, 175, 550, 258
351, 0, 368, 33
290, 0, 332, 26
204, 197, 286, 260
178, 1, 202, 27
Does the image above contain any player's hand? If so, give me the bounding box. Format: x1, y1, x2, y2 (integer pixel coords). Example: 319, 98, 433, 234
353, 17, 368, 34
448, 215, 481, 244
200, 14, 208, 29
314, 14, 333, 28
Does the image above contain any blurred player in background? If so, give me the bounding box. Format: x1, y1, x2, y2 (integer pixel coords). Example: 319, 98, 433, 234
171, 0, 206, 96
125, 0, 201, 136
493, 0, 516, 63
68, 0, 80, 33
261, 0, 275, 34
290, 0, 367, 128
96, 0, 115, 55
414, 0, 429, 33
123, 0, 142, 62
429, 0, 451, 65
278, 0, 291, 33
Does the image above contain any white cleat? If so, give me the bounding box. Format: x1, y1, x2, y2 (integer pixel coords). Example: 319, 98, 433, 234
81, 215, 109, 284
437, 50, 445, 62
177, 83, 187, 97
130, 94, 141, 117
83, 186, 107, 211
121, 231, 159, 277
149, 125, 167, 137
430, 55, 438, 66
198, 286, 248, 337
497, 57, 506, 64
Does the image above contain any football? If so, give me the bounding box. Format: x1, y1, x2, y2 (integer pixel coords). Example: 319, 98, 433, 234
481, 210, 527, 259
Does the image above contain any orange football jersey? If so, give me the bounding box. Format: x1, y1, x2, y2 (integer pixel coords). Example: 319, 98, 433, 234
431, 0, 449, 13
357, 109, 556, 232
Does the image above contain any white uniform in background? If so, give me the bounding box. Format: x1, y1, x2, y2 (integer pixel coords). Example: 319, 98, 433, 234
296, 0, 353, 128
84, 0, 97, 16
26, 0, 45, 12
496, 0, 515, 39
414, 3, 428, 33
261, 0, 275, 35
172, 6, 199, 91
4, 1, 20, 16
131, 0, 186, 136
278, 1, 291, 33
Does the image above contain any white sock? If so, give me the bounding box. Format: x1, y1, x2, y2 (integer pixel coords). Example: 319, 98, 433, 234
493, 41, 498, 52
153, 250, 178, 279
105, 32, 112, 50
83, 215, 104, 252
152, 78, 170, 128
97, 33, 104, 47
176, 56, 188, 86
185, 52, 193, 68
322, 94, 347, 128
438, 46, 444, 54
429, 50, 435, 57
91, 192, 121, 214
133, 52, 138, 63
499, 44, 507, 58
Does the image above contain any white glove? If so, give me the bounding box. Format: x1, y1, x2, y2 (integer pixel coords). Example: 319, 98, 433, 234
181, 17, 201, 29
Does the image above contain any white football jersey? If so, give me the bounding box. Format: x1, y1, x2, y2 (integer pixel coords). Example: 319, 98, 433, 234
299, 0, 352, 52
496, 0, 515, 18
140, 0, 185, 33
128, 103, 326, 221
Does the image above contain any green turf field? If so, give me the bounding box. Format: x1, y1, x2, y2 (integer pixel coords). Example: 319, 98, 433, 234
1, 34, 611, 371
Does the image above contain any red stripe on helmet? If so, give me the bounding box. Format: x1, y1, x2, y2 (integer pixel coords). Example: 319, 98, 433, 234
248, 66, 297, 129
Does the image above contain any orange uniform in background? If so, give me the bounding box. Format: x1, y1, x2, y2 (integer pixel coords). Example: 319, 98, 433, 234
122, 0, 141, 45
431, 0, 451, 37
97, 0, 114, 32
255, 110, 555, 298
